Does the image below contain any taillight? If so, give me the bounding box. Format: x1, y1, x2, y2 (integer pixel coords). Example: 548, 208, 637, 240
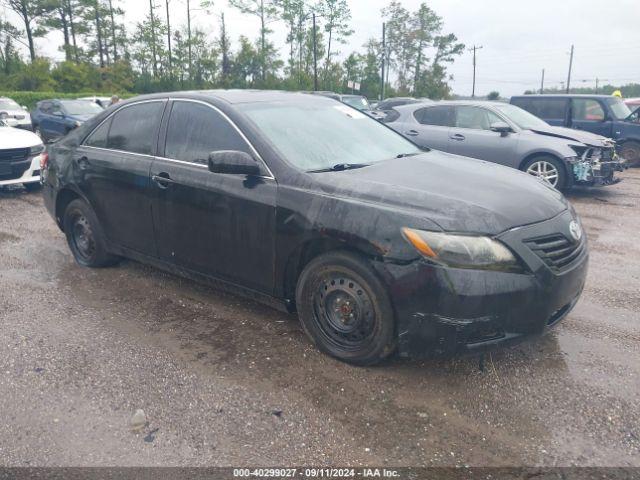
40, 152, 49, 170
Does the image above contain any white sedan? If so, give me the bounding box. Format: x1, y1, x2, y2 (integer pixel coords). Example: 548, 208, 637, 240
0, 120, 45, 192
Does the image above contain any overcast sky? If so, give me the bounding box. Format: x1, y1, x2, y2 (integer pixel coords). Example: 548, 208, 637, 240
4, 0, 639, 97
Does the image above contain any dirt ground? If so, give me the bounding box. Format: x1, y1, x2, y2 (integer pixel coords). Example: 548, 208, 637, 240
0, 170, 638, 467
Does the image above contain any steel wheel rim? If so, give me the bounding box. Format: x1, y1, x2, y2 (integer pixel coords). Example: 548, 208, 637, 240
71, 214, 96, 261
526, 161, 559, 187
312, 274, 376, 351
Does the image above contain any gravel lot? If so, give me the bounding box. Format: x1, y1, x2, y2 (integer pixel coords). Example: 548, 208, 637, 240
0, 170, 638, 467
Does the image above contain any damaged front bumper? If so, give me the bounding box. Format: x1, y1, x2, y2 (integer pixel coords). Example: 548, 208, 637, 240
567, 145, 626, 187
373, 210, 589, 358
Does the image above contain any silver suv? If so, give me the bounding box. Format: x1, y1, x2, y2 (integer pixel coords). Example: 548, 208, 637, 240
387, 100, 625, 189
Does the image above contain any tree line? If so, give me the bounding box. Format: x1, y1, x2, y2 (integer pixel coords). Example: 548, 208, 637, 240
0, 0, 465, 99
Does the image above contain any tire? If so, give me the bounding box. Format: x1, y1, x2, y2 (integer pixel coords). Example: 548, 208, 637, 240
23, 182, 42, 192
295, 251, 396, 366
620, 141, 640, 167
62, 199, 119, 268
521, 155, 567, 189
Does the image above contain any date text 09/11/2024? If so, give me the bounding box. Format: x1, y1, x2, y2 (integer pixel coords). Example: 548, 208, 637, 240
232, 468, 401, 478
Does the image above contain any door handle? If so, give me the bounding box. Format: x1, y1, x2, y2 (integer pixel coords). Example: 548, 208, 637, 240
152, 173, 176, 189
405, 130, 419, 137
450, 134, 466, 141
76, 156, 90, 170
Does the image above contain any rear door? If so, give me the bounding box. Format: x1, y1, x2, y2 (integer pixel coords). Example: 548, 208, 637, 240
448, 106, 520, 167
150, 99, 277, 294
76, 100, 166, 256
569, 98, 613, 137
408, 105, 455, 151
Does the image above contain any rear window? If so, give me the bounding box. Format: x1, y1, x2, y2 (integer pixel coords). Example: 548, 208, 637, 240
106, 102, 164, 155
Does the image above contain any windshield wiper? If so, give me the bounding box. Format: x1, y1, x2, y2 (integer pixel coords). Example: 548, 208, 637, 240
307, 163, 371, 173
395, 152, 421, 158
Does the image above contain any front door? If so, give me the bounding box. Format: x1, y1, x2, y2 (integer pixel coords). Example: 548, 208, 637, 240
448, 106, 519, 167
150, 100, 277, 294
76, 100, 166, 256
569, 98, 613, 137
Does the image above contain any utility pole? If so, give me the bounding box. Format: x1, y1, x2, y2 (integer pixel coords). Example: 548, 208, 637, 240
566, 44, 574, 94
595, 77, 599, 94
187, 0, 192, 79
149, 0, 158, 77
540, 68, 545, 94
469, 45, 483, 98
312, 13, 318, 91
380, 22, 386, 101
166, 0, 172, 77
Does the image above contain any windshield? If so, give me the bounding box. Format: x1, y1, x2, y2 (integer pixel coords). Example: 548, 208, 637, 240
342, 96, 370, 111
606, 98, 632, 120
60, 100, 104, 116
0, 99, 22, 111
240, 102, 421, 172
493, 103, 550, 130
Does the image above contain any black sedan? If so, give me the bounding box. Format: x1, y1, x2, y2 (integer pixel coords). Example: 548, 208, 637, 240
41, 91, 589, 365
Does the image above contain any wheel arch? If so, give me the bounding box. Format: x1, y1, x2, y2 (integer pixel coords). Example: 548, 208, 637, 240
54, 187, 86, 231
281, 237, 379, 313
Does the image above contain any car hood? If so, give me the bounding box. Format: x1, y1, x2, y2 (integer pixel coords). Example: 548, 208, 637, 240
310, 152, 568, 235
0, 126, 42, 149
527, 125, 612, 147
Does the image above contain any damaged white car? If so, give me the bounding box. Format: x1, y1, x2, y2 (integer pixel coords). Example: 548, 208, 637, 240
387, 100, 625, 190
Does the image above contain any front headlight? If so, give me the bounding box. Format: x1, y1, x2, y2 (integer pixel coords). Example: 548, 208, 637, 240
401, 228, 523, 273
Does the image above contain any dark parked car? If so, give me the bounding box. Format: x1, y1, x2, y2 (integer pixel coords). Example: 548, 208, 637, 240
387, 101, 624, 189
42, 91, 588, 365
510, 94, 640, 166
31, 99, 103, 143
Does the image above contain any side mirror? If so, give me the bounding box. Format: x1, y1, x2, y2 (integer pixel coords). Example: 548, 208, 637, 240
52, 110, 64, 117
208, 150, 261, 176
21, 105, 28, 111
490, 121, 512, 136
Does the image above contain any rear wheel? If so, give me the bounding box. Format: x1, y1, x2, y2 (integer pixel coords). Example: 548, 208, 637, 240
522, 155, 566, 189
63, 199, 119, 268
620, 141, 640, 167
295, 251, 396, 366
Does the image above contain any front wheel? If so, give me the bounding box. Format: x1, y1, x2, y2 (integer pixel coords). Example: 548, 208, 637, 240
63, 199, 119, 268
522, 155, 566, 189
295, 251, 396, 366
620, 141, 640, 167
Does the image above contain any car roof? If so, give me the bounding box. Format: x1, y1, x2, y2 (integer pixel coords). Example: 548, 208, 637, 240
511, 94, 615, 100
115, 90, 339, 106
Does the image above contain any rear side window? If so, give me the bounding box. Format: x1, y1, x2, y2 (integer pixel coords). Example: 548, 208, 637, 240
164, 101, 251, 164
84, 117, 112, 148
415, 106, 454, 127
523, 98, 567, 120
572, 99, 605, 121
107, 102, 164, 155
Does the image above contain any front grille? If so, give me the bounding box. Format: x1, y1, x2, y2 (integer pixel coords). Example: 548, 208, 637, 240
525, 234, 585, 271
0, 148, 29, 163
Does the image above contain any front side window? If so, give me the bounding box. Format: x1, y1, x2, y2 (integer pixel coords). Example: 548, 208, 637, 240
107, 102, 164, 155
572, 99, 605, 121
606, 98, 632, 120
455, 106, 503, 130
240, 102, 420, 172
416, 106, 454, 127
165, 101, 251, 164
